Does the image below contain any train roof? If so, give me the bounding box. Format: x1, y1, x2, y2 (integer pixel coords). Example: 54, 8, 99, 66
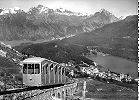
22, 57, 46, 63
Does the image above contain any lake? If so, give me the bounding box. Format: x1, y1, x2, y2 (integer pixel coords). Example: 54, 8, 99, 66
86, 54, 137, 78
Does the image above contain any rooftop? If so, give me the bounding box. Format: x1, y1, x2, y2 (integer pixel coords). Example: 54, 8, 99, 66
22, 57, 46, 63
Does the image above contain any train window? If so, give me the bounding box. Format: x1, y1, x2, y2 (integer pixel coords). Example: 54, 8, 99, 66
23, 64, 27, 74
35, 64, 40, 74
28, 64, 34, 74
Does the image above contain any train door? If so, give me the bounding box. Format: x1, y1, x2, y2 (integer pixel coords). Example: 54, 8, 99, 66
54, 64, 59, 84
62, 67, 66, 83
49, 63, 54, 84
58, 66, 62, 83
42, 62, 49, 85
65, 68, 69, 83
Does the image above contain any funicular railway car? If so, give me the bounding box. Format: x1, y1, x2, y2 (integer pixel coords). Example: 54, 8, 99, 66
22, 57, 67, 86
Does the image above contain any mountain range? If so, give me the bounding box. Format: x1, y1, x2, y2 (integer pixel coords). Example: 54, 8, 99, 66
0, 5, 120, 41
14, 15, 138, 61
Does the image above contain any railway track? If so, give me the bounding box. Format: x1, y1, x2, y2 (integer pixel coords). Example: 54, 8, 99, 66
0, 84, 64, 95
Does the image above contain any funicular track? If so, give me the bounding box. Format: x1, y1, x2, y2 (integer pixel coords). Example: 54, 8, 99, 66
0, 84, 64, 95
0, 83, 78, 100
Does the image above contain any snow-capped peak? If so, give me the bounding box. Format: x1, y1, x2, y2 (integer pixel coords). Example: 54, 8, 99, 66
55, 8, 71, 13
99, 9, 112, 15
28, 5, 87, 16
28, 5, 51, 14
100, 9, 107, 12
37, 5, 49, 13
55, 8, 85, 16
0, 7, 21, 15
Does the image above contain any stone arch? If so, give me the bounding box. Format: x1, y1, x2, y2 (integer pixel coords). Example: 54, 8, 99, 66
52, 92, 55, 97
61, 90, 65, 99
51, 89, 55, 97
57, 92, 61, 99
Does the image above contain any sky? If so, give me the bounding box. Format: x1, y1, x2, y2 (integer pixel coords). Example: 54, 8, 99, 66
0, 0, 137, 17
